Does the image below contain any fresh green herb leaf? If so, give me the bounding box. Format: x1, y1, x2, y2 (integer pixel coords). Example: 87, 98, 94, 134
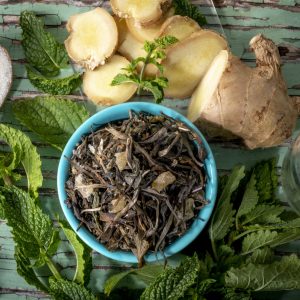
253, 159, 278, 203
13, 96, 89, 151
241, 229, 300, 255
140, 80, 165, 104
0, 186, 58, 263
111, 36, 178, 103
209, 166, 245, 242
141, 254, 200, 300
0, 124, 42, 197
225, 254, 300, 291
104, 264, 165, 295
242, 204, 284, 226
131, 264, 165, 286
111, 73, 138, 86
27, 67, 82, 95
104, 270, 135, 296
154, 36, 179, 49
49, 277, 96, 300
15, 245, 49, 292
236, 173, 258, 220
173, 0, 207, 26
246, 247, 274, 265
59, 220, 92, 287
20, 11, 68, 77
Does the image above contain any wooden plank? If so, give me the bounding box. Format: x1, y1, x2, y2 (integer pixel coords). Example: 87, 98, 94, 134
1, 0, 300, 298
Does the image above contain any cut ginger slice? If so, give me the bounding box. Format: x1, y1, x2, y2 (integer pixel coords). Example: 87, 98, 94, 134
83, 55, 137, 106
159, 15, 201, 41
65, 8, 118, 70
162, 30, 228, 99
126, 8, 174, 43
111, 0, 170, 25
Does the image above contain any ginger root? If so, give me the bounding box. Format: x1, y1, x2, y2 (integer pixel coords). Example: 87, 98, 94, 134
65, 8, 118, 70
83, 55, 137, 106
158, 15, 201, 41
0, 45, 12, 107
111, 0, 171, 25
162, 30, 228, 99
188, 34, 297, 149
126, 8, 174, 43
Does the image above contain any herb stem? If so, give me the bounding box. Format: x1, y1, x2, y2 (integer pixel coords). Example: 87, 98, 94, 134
211, 240, 218, 261
46, 256, 62, 280
137, 51, 152, 95
231, 229, 257, 243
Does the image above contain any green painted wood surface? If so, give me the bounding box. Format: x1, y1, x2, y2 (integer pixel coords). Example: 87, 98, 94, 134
0, 0, 300, 299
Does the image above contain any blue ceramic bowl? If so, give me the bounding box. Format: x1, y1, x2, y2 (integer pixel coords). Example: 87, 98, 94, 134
57, 102, 217, 263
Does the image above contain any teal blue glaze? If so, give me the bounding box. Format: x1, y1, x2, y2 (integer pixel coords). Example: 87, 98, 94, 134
57, 102, 218, 264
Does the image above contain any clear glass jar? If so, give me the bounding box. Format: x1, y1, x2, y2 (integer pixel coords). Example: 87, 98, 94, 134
281, 135, 300, 215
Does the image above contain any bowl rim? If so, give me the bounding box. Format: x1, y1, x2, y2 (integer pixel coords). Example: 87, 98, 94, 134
57, 102, 218, 263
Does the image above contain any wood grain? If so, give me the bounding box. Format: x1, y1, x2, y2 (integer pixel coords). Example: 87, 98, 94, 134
0, 0, 300, 298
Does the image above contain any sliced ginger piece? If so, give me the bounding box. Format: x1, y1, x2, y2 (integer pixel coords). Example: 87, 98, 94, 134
65, 8, 118, 70
162, 30, 228, 99
159, 15, 201, 41
0, 45, 12, 106
83, 55, 137, 106
111, 0, 170, 25
126, 8, 174, 43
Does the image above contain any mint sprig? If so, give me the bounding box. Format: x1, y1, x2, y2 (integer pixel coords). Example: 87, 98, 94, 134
0, 124, 43, 197
111, 36, 178, 104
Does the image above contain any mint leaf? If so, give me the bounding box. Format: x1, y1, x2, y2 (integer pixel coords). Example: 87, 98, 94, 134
59, 220, 92, 287
242, 205, 284, 226
13, 96, 89, 150
236, 173, 258, 220
141, 254, 200, 300
225, 255, 300, 291
253, 159, 278, 203
15, 245, 49, 292
246, 248, 274, 265
241, 229, 300, 255
173, 0, 207, 26
104, 270, 134, 296
49, 278, 96, 300
111, 73, 138, 86
140, 80, 164, 104
154, 36, 179, 49
20, 11, 68, 77
27, 67, 82, 95
131, 264, 165, 285
104, 264, 165, 295
0, 124, 42, 197
0, 186, 58, 262
209, 166, 245, 241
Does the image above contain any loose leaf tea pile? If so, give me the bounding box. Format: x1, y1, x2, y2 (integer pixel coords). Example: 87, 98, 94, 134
66, 112, 207, 265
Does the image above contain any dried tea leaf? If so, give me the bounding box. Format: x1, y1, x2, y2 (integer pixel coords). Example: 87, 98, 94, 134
115, 151, 128, 171
152, 171, 176, 192
75, 174, 94, 199
109, 196, 126, 213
